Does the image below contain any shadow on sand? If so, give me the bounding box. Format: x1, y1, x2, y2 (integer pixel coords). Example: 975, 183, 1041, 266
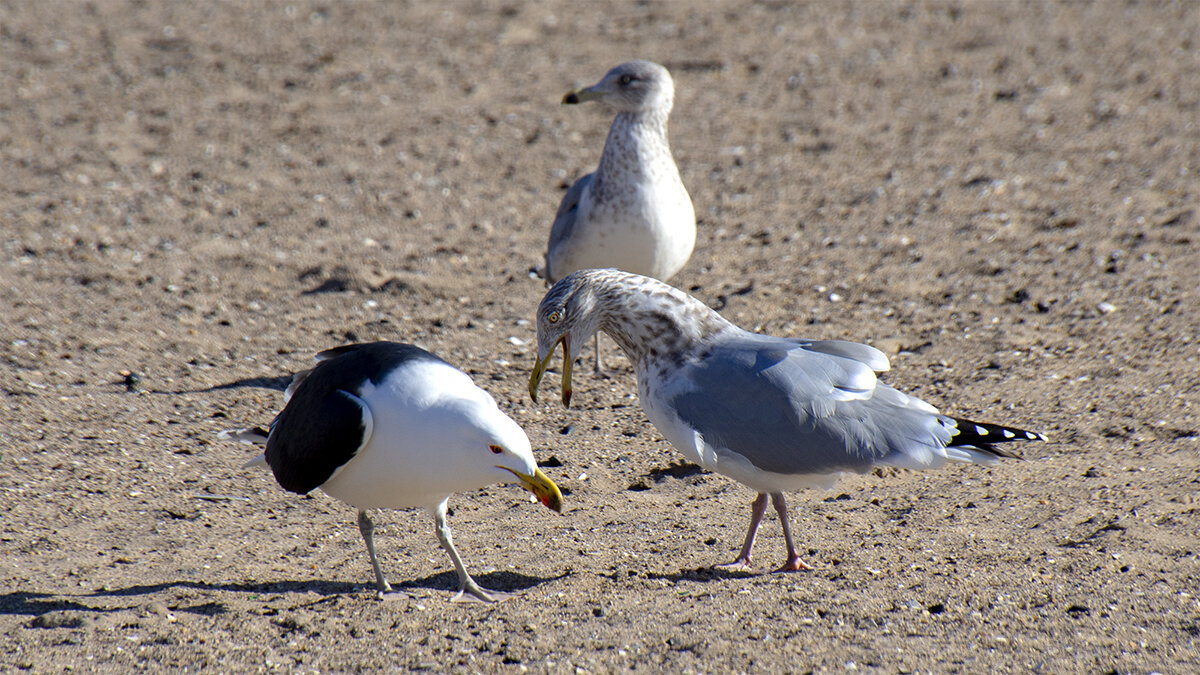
0, 571, 566, 617
168, 374, 294, 396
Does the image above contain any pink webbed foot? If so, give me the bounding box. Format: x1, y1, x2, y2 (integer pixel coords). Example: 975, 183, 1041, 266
712, 557, 757, 574
772, 556, 814, 573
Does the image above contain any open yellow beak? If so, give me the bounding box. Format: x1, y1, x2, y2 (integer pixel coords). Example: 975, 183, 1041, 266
562, 86, 604, 105
528, 335, 572, 408
500, 466, 563, 513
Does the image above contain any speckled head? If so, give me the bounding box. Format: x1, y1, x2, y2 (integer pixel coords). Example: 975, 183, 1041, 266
562, 60, 674, 114
528, 269, 724, 408
529, 269, 608, 407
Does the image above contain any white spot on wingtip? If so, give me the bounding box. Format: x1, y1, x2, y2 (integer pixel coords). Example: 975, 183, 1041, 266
1002, 429, 1016, 439
974, 424, 988, 436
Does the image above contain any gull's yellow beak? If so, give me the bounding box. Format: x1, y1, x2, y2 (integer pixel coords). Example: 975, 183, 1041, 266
500, 466, 563, 513
528, 335, 572, 408
562, 86, 604, 105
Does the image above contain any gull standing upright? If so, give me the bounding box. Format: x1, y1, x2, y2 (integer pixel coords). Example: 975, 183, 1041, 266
528, 270, 1045, 572
543, 60, 696, 372
231, 341, 563, 602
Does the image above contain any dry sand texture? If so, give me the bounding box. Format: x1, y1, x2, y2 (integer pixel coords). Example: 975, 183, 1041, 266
1, 1, 1197, 672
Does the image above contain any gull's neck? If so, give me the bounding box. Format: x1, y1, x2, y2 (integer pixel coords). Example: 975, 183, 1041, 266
592, 108, 675, 199
590, 274, 732, 369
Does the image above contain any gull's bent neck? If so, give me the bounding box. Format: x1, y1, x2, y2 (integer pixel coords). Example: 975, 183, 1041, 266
588, 274, 732, 369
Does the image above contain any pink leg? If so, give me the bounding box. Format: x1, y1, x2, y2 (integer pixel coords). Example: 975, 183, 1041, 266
770, 492, 813, 572
714, 493, 769, 572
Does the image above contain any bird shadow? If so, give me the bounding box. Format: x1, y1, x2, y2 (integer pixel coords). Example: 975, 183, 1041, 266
0, 580, 358, 617
643, 567, 761, 584
170, 374, 294, 395
0, 571, 566, 617
393, 569, 568, 596
120, 375, 293, 397
0, 591, 119, 617
644, 461, 707, 483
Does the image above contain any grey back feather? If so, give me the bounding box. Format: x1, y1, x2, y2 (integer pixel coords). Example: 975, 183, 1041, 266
670, 335, 943, 476
787, 339, 890, 373
545, 173, 594, 282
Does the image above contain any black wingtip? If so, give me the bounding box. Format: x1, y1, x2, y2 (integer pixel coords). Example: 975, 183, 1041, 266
947, 417, 1046, 460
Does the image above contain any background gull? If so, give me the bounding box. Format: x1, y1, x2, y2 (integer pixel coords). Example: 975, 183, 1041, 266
228, 341, 562, 602
543, 60, 696, 371
528, 270, 1045, 572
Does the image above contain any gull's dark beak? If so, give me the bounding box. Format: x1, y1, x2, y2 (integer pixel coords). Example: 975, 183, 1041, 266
529, 335, 572, 408
500, 466, 563, 513
562, 86, 603, 105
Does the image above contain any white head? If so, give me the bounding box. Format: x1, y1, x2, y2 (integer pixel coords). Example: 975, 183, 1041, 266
453, 400, 563, 512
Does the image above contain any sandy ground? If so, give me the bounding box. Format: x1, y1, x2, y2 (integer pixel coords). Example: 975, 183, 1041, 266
1, 0, 1198, 672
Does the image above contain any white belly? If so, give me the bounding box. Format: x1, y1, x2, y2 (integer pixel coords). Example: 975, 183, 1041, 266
551, 180, 695, 281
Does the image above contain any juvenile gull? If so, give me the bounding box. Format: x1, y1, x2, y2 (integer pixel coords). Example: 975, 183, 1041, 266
544, 60, 696, 371
528, 270, 1045, 572
232, 341, 562, 602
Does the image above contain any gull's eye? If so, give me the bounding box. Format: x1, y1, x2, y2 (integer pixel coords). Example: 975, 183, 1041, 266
489, 444, 503, 454
618, 74, 634, 86
547, 311, 561, 324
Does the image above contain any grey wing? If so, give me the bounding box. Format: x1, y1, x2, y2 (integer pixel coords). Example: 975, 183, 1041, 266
790, 339, 890, 373
544, 172, 593, 282
669, 340, 943, 476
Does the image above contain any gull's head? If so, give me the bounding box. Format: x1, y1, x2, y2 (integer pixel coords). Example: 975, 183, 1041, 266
528, 270, 606, 408
474, 406, 563, 513
562, 60, 674, 114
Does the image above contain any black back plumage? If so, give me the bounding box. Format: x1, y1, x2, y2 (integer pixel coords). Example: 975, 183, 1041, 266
264, 342, 450, 494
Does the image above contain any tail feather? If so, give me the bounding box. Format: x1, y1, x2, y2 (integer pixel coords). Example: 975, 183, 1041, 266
218, 426, 271, 445
241, 453, 268, 469
283, 369, 313, 403
218, 427, 271, 470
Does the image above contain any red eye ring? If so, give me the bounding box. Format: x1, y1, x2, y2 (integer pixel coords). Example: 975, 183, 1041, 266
489, 444, 503, 454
